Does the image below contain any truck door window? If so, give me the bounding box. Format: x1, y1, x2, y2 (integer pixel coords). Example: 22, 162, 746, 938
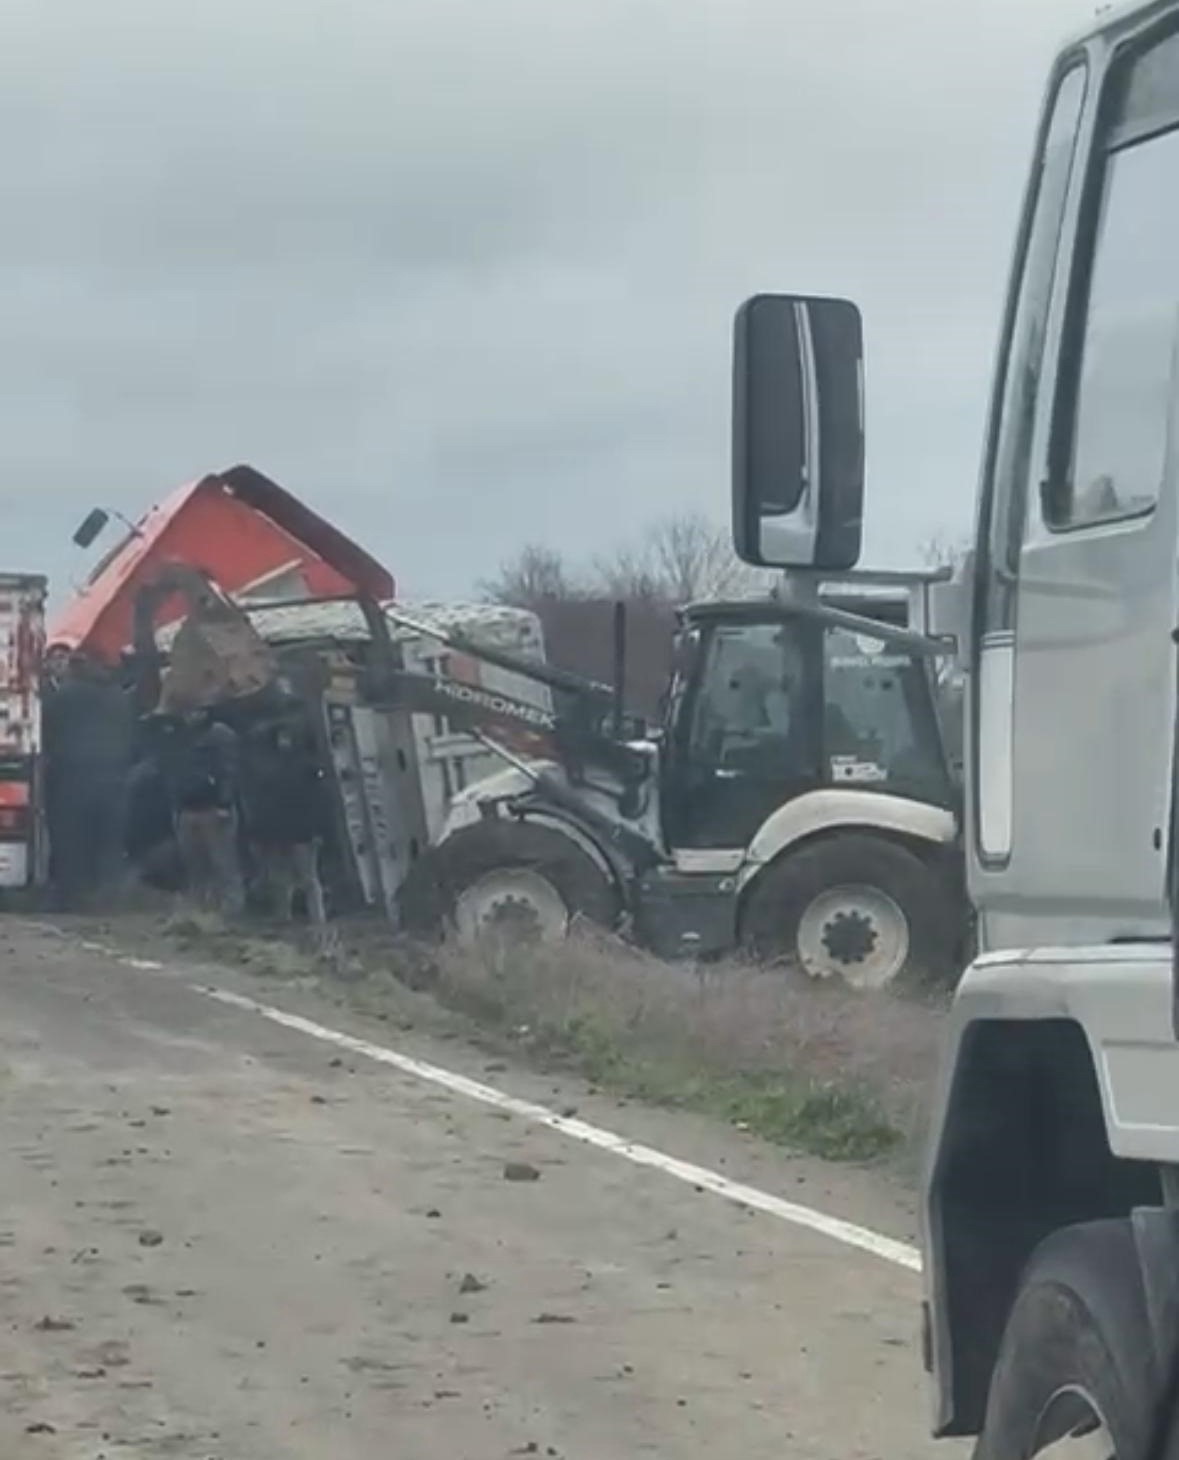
981, 64, 1087, 597
1045, 29, 1179, 529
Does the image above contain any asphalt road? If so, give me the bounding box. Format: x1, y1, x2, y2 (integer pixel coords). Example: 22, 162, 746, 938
0, 918, 948, 1460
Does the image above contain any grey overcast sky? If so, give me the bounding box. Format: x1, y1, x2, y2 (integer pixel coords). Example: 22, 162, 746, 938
2, 0, 1096, 602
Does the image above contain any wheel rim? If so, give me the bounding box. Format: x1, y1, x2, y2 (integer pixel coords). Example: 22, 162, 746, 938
452, 868, 569, 950
795, 884, 910, 988
1033, 1386, 1116, 1460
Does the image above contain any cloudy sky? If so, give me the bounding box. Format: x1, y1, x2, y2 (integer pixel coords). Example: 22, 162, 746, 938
3, 0, 1097, 603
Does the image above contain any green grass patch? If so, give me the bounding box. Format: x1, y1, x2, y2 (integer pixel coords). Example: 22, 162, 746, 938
515, 1002, 902, 1162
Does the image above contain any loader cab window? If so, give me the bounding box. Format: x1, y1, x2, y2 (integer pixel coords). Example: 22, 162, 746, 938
823, 628, 953, 807
660, 627, 701, 744
663, 618, 822, 849
690, 622, 813, 776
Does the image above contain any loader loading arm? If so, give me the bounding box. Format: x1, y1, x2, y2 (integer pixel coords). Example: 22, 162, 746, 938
131, 563, 217, 709
362, 589, 956, 872
353, 595, 654, 814
362, 653, 665, 871
130, 563, 278, 714
375, 600, 625, 710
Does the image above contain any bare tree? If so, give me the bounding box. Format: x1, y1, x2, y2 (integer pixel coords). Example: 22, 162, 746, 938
481, 514, 769, 612
646, 512, 767, 602
479, 543, 581, 608
593, 512, 767, 605
590, 544, 665, 603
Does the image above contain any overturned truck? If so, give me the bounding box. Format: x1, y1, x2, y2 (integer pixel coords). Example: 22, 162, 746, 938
128, 579, 551, 921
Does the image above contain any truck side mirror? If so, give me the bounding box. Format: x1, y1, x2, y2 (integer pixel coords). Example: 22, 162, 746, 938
72, 507, 110, 549
732, 294, 864, 572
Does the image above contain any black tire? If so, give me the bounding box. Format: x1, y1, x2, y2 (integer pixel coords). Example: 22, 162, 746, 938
974, 1220, 1158, 1460
397, 818, 620, 942
739, 831, 958, 989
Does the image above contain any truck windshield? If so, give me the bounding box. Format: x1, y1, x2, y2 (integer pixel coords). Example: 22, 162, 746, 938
823, 625, 953, 807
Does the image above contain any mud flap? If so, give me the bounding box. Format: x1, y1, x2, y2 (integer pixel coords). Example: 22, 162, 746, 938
1133, 1206, 1179, 1384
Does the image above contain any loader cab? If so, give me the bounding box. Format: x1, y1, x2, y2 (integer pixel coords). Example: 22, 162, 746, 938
660, 600, 953, 851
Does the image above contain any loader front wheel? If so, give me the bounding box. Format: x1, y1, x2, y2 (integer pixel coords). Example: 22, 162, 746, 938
397, 819, 619, 949
740, 832, 957, 990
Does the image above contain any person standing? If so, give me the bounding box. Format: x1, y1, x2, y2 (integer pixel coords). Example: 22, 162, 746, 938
239, 708, 330, 937
156, 708, 244, 915
42, 652, 135, 909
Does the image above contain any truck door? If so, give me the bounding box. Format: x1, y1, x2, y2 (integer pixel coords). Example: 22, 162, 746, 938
974, 30, 1179, 948
662, 615, 823, 850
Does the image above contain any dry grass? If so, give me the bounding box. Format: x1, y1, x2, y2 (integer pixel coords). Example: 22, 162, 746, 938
426, 926, 945, 1161
133, 904, 945, 1166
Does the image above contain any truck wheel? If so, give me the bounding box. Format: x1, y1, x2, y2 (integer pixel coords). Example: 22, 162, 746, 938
397, 819, 619, 947
740, 832, 956, 990
974, 1220, 1156, 1460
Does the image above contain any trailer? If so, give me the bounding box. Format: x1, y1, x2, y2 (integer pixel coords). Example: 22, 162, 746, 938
0, 573, 47, 892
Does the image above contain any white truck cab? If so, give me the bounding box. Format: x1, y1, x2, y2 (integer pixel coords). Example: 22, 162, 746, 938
730, 5, 1179, 1453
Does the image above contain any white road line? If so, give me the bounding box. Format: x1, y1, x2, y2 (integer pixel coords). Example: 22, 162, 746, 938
33, 923, 922, 1273
199, 982, 922, 1273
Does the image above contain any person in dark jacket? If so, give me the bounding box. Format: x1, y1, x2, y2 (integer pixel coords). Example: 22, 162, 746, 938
123, 754, 184, 891
238, 710, 330, 935
42, 653, 136, 909
152, 708, 244, 914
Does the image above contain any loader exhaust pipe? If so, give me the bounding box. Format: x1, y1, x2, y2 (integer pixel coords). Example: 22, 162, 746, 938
612, 601, 627, 741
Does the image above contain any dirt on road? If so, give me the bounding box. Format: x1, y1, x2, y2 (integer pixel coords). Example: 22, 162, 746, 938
0, 918, 948, 1460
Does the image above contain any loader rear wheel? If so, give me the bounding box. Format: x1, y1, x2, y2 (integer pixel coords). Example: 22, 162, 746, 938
397, 819, 619, 948
973, 1220, 1154, 1460
740, 832, 956, 990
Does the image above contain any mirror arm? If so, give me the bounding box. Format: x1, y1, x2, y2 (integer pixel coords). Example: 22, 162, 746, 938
771, 598, 953, 657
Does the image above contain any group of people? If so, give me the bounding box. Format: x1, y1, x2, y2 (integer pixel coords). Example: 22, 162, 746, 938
42, 649, 332, 928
